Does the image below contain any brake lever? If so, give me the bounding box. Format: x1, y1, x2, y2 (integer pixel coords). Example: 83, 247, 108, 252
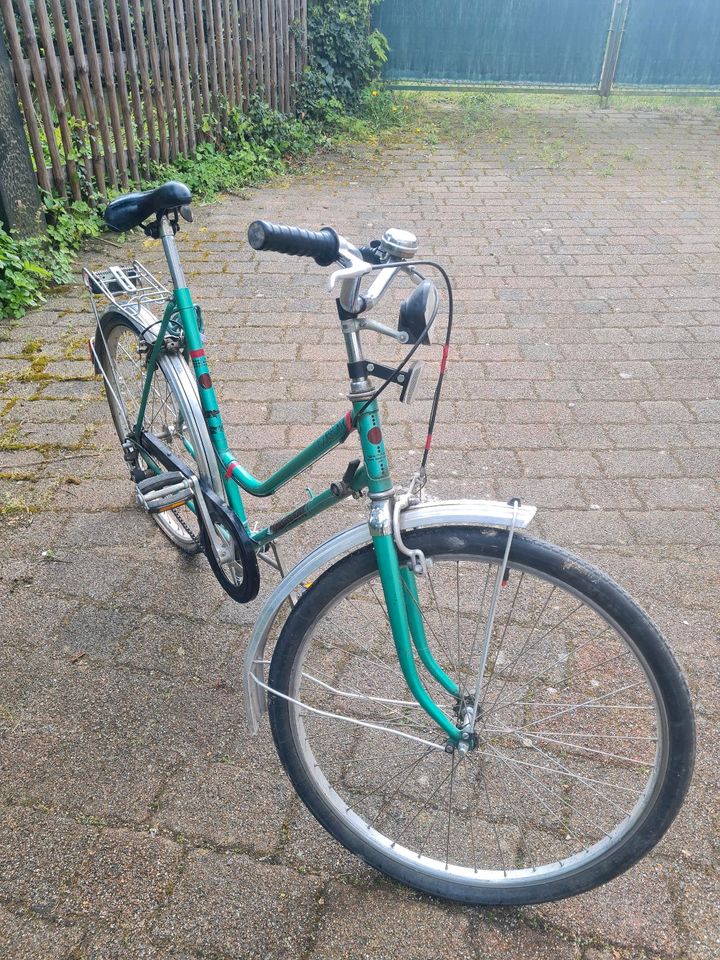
328, 258, 372, 292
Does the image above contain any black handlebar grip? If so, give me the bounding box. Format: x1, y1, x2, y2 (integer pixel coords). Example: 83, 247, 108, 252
247, 220, 340, 267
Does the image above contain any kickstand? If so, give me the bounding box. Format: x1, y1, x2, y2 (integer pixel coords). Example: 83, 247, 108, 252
258, 540, 296, 607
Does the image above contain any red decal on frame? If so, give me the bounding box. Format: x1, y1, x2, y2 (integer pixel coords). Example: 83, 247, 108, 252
439, 344, 450, 375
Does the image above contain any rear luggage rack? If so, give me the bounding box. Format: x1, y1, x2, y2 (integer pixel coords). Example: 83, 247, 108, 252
83, 261, 170, 320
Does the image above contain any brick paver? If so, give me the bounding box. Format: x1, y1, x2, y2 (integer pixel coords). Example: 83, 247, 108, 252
1, 100, 719, 958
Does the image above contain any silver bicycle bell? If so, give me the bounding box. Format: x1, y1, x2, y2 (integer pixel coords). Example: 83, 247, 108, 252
380, 227, 418, 260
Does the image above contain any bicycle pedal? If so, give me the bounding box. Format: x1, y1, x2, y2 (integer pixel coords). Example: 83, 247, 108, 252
136, 471, 193, 514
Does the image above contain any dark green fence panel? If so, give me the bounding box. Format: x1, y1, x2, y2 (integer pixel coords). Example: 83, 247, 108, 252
374, 0, 614, 86
375, 0, 720, 92
615, 0, 720, 87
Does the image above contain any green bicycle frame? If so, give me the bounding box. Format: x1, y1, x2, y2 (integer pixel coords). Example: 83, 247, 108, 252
134, 258, 462, 743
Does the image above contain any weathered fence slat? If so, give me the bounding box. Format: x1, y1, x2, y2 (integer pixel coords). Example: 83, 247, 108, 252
186, 0, 201, 129
131, 0, 158, 163
213, 0, 227, 110
197, 0, 212, 118
77, 0, 118, 189
118, 0, 149, 174
49, 0, 95, 189
173, 0, 196, 153
143, 0, 169, 163
261, 0, 271, 106
238, 0, 249, 107
253, 0, 265, 95
0, 0, 52, 194
92, 0, 129, 189
64, 0, 107, 195
223, 0, 236, 108
105, 0, 138, 183
233, 0, 244, 108
300, 0, 308, 86
279, 0, 289, 113
205, 0, 220, 116
0, 0, 308, 210
165, 0, 188, 156
152, 0, 178, 162
288, 0, 297, 99
270, 0, 279, 110
34, 0, 81, 200
15, 0, 66, 195
246, 0, 256, 94
275, 0, 285, 112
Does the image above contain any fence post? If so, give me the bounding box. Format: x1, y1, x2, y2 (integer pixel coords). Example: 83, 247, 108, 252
0, 29, 42, 235
599, 0, 630, 102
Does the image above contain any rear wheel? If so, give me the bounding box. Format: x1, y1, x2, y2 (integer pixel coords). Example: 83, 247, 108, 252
95, 311, 215, 554
268, 525, 695, 904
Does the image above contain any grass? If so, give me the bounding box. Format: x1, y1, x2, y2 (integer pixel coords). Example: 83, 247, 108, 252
370, 89, 719, 183
387, 88, 720, 113
0, 493, 32, 517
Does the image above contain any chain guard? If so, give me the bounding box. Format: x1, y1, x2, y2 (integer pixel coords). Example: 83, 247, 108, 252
138, 430, 260, 603
199, 488, 260, 604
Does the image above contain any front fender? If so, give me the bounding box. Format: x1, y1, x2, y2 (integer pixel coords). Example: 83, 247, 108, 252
243, 498, 536, 734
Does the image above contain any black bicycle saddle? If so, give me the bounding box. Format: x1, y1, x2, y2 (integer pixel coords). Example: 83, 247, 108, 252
104, 181, 192, 233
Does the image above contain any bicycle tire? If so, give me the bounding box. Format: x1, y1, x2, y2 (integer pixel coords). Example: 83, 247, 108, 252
268, 525, 695, 905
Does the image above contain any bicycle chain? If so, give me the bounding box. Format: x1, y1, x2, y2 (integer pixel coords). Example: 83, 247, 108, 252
173, 506, 202, 549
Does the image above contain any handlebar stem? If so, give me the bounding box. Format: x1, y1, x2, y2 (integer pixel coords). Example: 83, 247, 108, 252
333, 238, 372, 313
359, 264, 402, 312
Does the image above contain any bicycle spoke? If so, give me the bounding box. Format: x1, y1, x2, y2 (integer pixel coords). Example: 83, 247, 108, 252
277, 538, 680, 891
515, 680, 649, 732
426, 567, 458, 678
505, 729, 655, 767
489, 746, 613, 855
478, 762, 508, 876
476, 570, 525, 711
482, 628, 620, 720
445, 751, 458, 867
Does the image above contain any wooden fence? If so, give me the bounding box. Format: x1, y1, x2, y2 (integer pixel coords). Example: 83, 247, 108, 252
0, 0, 307, 202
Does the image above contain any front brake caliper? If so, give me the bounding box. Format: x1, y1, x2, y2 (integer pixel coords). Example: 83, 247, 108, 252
392, 473, 429, 575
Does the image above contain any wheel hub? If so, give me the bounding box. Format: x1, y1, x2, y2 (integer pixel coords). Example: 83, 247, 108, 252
448, 694, 480, 754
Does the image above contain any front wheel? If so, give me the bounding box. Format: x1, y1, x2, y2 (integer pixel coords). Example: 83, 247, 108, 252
268, 525, 695, 905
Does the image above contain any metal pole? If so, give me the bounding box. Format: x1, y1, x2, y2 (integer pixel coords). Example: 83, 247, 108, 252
0, 30, 42, 235
599, 0, 631, 103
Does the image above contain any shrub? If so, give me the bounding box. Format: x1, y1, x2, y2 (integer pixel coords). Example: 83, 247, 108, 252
1, 196, 100, 320
298, 0, 388, 119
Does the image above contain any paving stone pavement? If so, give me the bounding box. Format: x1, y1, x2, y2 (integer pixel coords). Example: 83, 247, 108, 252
1, 100, 719, 958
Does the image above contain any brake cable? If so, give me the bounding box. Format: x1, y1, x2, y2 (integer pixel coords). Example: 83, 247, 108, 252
349, 259, 455, 481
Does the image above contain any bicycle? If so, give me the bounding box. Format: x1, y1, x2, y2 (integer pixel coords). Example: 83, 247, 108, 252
85, 179, 695, 905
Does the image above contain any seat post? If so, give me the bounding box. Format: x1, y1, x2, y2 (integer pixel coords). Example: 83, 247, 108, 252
158, 215, 187, 290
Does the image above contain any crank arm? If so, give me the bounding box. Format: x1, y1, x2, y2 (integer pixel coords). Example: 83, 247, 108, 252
190, 475, 233, 563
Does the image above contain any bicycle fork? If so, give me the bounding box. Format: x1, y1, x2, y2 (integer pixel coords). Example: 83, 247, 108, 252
356, 398, 463, 744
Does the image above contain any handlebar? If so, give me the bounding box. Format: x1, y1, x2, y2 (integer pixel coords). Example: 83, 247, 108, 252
247, 220, 340, 267
247, 220, 425, 322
